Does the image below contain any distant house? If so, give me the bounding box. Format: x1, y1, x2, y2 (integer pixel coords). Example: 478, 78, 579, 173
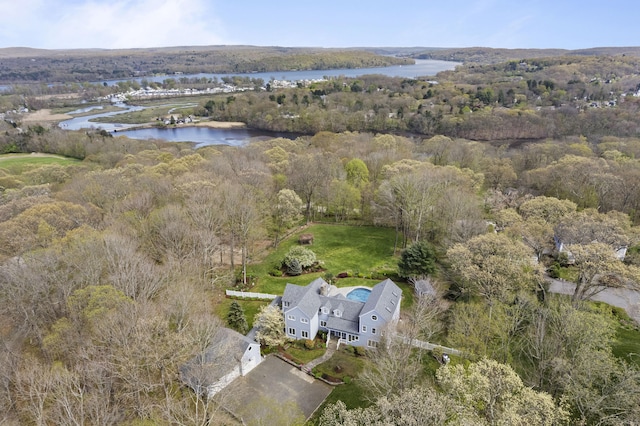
180, 327, 262, 398
554, 235, 628, 262
282, 278, 401, 348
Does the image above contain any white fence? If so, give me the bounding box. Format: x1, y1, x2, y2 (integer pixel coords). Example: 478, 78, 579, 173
225, 290, 278, 300
399, 335, 463, 357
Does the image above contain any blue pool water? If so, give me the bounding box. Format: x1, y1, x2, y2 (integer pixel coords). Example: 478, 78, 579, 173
346, 288, 371, 302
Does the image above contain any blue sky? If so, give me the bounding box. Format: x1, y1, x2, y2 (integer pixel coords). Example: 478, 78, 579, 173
0, 0, 637, 50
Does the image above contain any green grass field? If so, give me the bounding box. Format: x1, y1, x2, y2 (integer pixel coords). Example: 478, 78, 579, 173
246, 224, 414, 307
0, 154, 80, 174
90, 98, 200, 124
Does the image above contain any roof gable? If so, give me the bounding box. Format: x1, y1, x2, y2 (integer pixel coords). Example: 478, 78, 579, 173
361, 279, 402, 322
282, 278, 326, 318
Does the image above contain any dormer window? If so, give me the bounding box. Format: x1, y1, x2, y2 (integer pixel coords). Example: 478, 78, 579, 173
283, 301, 290, 308
334, 310, 342, 318
320, 307, 328, 314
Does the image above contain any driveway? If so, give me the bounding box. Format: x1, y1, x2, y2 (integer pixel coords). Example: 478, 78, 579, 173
219, 355, 333, 424
547, 276, 640, 323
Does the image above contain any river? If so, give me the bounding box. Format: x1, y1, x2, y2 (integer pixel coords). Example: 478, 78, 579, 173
59, 59, 459, 146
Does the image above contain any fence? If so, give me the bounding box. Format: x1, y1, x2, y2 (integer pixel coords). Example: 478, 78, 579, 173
398, 335, 463, 357
225, 290, 278, 300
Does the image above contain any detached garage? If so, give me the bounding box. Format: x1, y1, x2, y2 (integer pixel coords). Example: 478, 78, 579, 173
180, 327, 262, 398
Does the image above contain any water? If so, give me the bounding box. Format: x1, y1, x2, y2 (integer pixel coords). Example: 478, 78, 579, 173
55, 59, 460, 145
116, 126, 298, 147
1, 59, 458, 92
346, 288, 372, 303
102, 59, 458, 86
60, 103, 146, 132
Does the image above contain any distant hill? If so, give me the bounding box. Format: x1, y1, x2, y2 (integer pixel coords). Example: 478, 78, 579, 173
410, 46, 640, 64
0, 45, 413, 84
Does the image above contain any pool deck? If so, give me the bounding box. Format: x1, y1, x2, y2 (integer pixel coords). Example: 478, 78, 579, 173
327, 285, 372, 298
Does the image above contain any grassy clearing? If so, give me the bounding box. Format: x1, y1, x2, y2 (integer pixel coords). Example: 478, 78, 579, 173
313, 347, 366, 382
0, 154, 80, 174
282, 339, 327, 364
607, 306, 640, 368
613, 326, 640, 367
91, 97, 198, 124
213, 298, 269, 331
248, 224, 401, 294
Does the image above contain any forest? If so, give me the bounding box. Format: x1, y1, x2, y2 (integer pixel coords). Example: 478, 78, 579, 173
1, 50, 640, 425
0, 46, 412, 84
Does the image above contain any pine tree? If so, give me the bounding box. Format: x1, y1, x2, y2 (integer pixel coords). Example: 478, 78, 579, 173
227, 300, 248, 334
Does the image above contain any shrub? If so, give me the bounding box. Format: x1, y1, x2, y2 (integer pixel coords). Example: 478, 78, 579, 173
354, 346, 366, 356
269, 267, 283, 277
286, 258, 302, 276
284, 246, 317, 269
304, 339, 315, 349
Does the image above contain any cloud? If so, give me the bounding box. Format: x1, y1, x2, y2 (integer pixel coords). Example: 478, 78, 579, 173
1, 0, 229, 49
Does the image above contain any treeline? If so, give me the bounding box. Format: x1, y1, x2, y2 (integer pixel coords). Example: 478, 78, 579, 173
0, 46, 412, 84
192, 55, 640, 141
1, 122, 640, 422
414, 45, 640, 64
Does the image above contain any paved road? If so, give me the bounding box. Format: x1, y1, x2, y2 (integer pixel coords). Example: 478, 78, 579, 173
547, 276, 640, 323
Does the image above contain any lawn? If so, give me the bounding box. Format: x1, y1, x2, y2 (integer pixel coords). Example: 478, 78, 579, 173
247, 224, 403, 296
281, 338, 327, 364
213, 298, 270, 331
0, 154, 80, 174
313, 347, 366, 382
90, 97, 203, 124
613, 325, 640, 368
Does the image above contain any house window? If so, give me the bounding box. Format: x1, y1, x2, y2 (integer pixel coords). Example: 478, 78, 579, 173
288, 315, 295, 321
302, 330, 309, 338
371, 315, 377, 321
320, 320, 327, 327
392, 291, 398, 297
362, 325, 367, 333
283, 301, 290, 307
334, 310, 342, 318
321, 307, 328, 314
372, 328, 377, 335
288, 328, 296, 336
368, 340, 378, 348
301, 317, 309, 324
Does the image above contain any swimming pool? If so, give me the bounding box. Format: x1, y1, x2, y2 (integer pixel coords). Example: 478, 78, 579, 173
346, 287, 371, 302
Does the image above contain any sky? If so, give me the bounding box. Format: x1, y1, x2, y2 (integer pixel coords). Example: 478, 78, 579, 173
0, 0, 637, 51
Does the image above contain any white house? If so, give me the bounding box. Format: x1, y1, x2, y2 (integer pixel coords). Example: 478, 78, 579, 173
282, 278, 401, 348
180, 327, 262, 398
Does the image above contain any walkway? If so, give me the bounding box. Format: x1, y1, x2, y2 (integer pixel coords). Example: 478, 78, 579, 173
304, 336, 338, 370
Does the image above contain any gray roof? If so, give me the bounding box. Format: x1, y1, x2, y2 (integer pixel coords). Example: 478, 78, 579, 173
322, 297, 364, 334
282, 278, 326, 318
361, 279, 402, 322
180, 327, 255, 393
414, 278, 436, 296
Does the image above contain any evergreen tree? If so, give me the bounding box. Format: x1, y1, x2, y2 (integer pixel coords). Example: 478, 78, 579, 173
227, 300, 248, 334
398, 241, 437, 279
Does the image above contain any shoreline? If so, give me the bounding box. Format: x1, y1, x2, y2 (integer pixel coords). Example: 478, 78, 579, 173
20, 109, 247, 131
113, 119, 247, 133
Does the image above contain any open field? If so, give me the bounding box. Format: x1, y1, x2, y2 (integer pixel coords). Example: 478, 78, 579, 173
0, 153, 80, 173
246, 224, 414, 306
